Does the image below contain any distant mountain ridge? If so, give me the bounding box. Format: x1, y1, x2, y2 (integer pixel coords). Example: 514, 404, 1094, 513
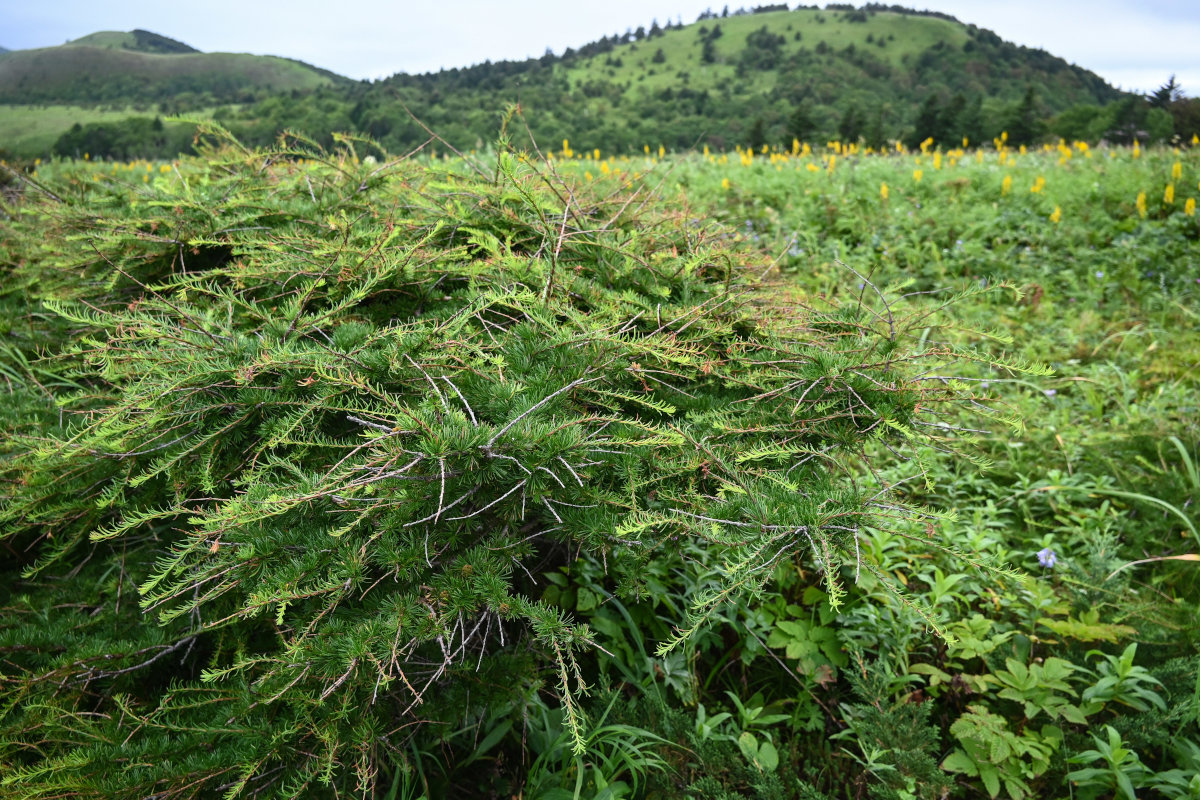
0, 29, 348, 106
69, 30, 200, 55
2, 7, 1150, 160
261, 4, 1123, 154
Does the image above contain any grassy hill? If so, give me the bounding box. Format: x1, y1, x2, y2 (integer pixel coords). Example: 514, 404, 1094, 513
298, 5, 1125, 154
2, 7, 1137, 159
564, 7, 1117, 117
69, 29, 200, 54
0, 30, 347, 106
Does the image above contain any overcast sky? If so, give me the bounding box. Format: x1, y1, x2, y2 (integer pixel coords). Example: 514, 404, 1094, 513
2, 0, 1198, 95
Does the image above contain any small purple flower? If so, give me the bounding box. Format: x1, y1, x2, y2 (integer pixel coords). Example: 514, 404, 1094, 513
1037, 547, 1057, 568
1043, 389, 1057, 397
1095, 271, 1104, 278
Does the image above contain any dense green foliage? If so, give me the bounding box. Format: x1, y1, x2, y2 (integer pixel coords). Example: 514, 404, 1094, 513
535, 135, 1200, 799
4, 5, 1172, 162
0, 123, 1008, 797
211, 6, 1123, 156
8, 125, 1197, 799
51, 115, 196, 161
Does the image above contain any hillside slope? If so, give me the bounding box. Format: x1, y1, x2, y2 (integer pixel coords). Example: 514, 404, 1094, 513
3, 7, 1134, 159
287, 5, 1123, 153
69, 29, 200, 54
0, 31, 347, 105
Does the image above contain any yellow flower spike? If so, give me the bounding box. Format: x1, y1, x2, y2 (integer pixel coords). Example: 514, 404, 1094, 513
792, 138, 800, 155
84, 152, 90, 160
912, 168, 923, 182
1185, 197, 1196, 216
1136, 191, 1147, 218
1031, 176, 1046, 194
1165, 183, 1175, 204
976, 150, 984, 163
600, 160, 610, 174
1002, 175, 1012, 195
594, 148, 600, 160
658, 145, 665, 159
880, 182, 889, 201
933, 152, 942, 170
721, 178, 731, 190
1049, 206, 1062, 224
584, 171, 593, 181
1172, 161, 1182, 181
1001, 131, 1008, 143
644, 145, 650, 155
806, 162, 819, 172
962, 136, 969, 148
802, 142, 811, 156
827, 154, 837, 173
703, 145, 710, 158
1133, 140, 1141, 159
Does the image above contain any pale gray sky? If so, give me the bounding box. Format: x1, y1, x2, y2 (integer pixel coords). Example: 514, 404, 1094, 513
2, 0, 1197, 94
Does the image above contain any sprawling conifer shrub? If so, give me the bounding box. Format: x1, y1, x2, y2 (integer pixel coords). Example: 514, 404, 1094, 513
1, 125, 1001, 797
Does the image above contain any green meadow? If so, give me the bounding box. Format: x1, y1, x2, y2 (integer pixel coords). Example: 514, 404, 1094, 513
1, 129, 1198, 799
0, 104, 159, 156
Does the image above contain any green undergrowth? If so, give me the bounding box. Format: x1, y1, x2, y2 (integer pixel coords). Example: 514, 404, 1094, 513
497, 142, 1199, 799
4, 130, 1198, 798
0, 122, 1030, 798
